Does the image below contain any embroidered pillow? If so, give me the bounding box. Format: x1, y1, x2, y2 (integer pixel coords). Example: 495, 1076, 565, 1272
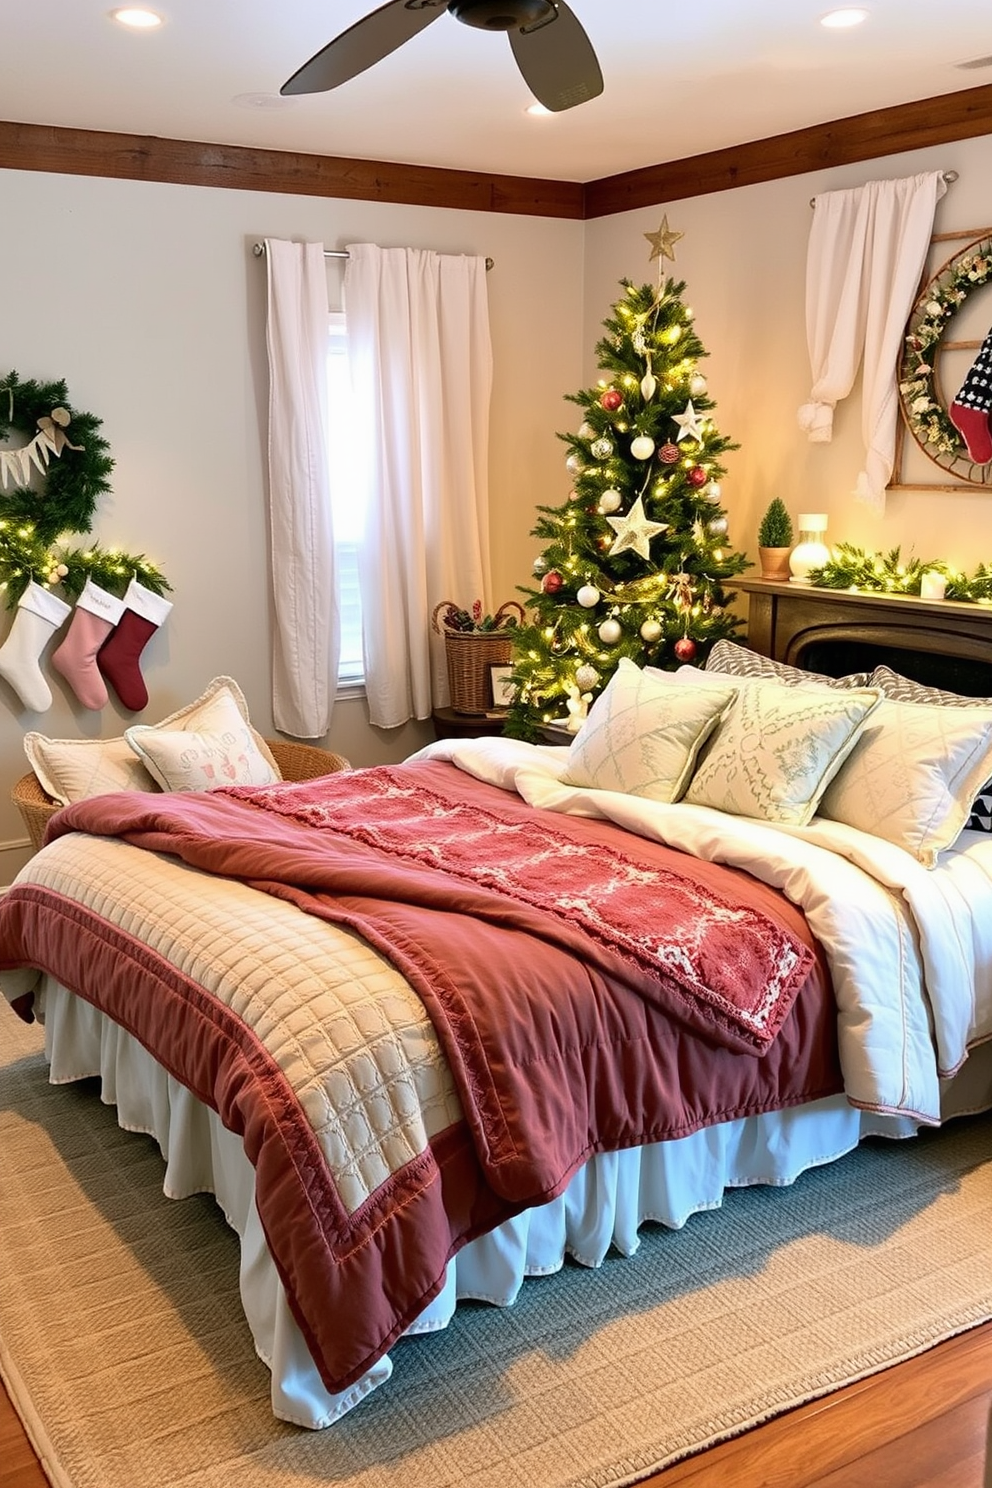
705, 638, 870, 689
869, 664, 992, 833
23, 676, 279, 804
681, 676, 881, 826
125, 687, 280, 792
821, 691, 992, 863
561, 658, 735, 802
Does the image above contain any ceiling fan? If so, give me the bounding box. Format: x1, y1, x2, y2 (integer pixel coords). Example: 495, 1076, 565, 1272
281, 0, 604, 113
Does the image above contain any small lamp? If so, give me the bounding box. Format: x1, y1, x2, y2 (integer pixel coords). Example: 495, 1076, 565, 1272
789, 514, 830, 584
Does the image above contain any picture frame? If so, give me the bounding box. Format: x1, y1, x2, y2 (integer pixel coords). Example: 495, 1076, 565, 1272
489, 665, 515, 709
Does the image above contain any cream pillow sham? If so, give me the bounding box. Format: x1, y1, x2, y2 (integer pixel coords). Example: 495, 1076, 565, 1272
24, 676, 279, 804
818, 696, 992, 865
561, 658, 735, 802
679, 673, 881, 826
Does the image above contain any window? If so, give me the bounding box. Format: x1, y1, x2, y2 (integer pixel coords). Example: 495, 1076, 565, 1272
326, 313, 365, 685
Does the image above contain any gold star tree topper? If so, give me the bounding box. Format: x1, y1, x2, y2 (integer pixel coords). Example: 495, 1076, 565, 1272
644, 216, 683, 264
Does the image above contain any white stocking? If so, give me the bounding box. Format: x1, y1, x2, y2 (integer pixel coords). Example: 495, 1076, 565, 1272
0, 581, 72, 713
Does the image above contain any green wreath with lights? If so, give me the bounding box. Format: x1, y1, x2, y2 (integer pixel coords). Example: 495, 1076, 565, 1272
0, 370, 170, 606
898, 234, 992, 483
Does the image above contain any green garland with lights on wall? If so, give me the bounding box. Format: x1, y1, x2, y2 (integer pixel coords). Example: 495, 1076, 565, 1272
806, 543, 992, 603
0, 370, 170, 604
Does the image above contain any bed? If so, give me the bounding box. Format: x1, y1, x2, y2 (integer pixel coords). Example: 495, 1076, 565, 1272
3, 622, 992, 1431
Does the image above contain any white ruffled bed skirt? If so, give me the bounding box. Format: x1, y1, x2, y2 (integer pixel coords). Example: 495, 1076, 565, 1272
38, 976, 974, 1430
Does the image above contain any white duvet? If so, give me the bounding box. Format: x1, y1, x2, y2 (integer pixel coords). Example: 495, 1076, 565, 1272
413, 736, 992, 1124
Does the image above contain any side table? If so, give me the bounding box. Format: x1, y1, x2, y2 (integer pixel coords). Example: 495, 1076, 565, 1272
431, 707, 507, 740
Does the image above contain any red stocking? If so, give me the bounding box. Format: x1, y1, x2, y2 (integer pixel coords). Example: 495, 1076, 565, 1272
97, 578, 173, 712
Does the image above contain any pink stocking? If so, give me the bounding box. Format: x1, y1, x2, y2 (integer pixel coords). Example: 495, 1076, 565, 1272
51, 579, 126, 710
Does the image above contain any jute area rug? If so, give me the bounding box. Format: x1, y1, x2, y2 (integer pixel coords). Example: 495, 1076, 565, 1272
3, 1003, 992, 1488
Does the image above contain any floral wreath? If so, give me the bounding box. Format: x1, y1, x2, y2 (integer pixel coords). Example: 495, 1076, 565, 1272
0, 370, 169, 606
898, 234, 992, 486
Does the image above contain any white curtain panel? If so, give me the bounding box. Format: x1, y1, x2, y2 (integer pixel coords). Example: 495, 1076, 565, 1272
344, 243, 493, 728
797, 171, 948, 511
264, 238, 339, 738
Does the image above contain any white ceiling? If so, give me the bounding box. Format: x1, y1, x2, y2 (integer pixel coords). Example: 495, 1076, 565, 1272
8, 1, 992, 183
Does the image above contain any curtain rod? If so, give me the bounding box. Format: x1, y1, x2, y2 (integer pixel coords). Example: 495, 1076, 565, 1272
253, 242, 494, 269
809, 169, 958, 208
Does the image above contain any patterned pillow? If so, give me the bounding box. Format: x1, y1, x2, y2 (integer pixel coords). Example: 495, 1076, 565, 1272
705, 638, 870, 690
819, 695, 992, 865
561, 658, 735, 803
870, 665, 992, 833
23, 676, 279, 805
680, 675, 881, 826
125, 687, 280, 792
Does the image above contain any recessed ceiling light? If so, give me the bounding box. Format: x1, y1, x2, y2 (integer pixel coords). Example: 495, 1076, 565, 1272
110, 7, 163, 28
820, 8, 869, 28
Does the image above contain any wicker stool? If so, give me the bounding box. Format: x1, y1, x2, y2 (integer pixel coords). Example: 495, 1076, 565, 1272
11, 739, 351, 854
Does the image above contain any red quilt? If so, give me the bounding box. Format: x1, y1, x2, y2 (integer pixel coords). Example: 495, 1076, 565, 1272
1, 760, 842, 1393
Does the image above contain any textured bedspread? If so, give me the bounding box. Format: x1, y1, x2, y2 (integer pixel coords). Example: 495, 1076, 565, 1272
0, 759, 839, 1393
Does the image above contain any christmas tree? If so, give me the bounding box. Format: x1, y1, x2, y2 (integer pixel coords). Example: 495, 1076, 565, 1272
506, 222, 749, 740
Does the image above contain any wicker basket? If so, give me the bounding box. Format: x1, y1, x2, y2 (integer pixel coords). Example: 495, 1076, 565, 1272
11, 738, 351, 854
432, 601, 525, 714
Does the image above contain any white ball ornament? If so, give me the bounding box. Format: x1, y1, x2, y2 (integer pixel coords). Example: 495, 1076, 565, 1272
708, 516, 729, 536
576, 584, 601, 609
705, 480, 722, 503
598, 617, 622, 644
689, 373, 708, 397
579, 422, 596, 440
566, 452, 585, 476
630, 435, 655, 460
640, 618, 663, 643
598, 488, 623, 514
575, 664, 600, 691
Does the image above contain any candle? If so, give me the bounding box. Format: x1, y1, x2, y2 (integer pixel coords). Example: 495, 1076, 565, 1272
920, 570, 947, 600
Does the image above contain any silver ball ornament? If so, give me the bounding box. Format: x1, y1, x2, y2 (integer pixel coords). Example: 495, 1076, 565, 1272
566, 452, 586, 476
598, 617, 622, 644
705, 480, 722, 503
591, 437, 613, 460
578, 422, 596, 440
533, 555, 548, 575
575, 664, 600, 691
708, 516, 729, 537
576, 584, 601, 609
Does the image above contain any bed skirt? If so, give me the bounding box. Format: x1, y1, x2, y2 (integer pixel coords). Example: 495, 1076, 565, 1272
37, 976, 981, 1430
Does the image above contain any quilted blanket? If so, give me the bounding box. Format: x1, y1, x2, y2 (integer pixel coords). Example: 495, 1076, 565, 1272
0, 759, 838, 1393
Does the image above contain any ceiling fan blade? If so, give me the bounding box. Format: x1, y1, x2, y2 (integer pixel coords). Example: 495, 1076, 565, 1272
281, 0, 448, 96
508, 1, 603, 112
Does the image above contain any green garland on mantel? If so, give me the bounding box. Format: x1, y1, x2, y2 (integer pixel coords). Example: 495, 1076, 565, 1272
0, 370, 170, 607
806, 543, 992, 603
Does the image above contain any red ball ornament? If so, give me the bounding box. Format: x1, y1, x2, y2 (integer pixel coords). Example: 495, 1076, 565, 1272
687, 466, 708, 488
674, 637, 697, 662
659, 443, 680, 465
542, 570, 564, 594
600, 389, 623, 412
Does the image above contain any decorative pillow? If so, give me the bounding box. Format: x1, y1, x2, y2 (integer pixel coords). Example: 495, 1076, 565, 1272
821, 686, 992, 861
23, 676, 279, 805
680, 676, 881, 826
561, 658, 735, 803
23, 731, 158, 805
125, 687, 280, 792
705, 638, 870, 690
869, 665, 992, 833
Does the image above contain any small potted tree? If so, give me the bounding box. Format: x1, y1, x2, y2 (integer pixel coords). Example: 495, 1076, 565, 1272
757, 498, 794, 581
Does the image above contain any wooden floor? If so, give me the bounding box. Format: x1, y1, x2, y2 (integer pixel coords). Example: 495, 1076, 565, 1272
3, 1321, 991, 1487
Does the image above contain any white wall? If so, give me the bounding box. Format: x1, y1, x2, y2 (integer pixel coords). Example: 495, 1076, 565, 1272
0, 169, 585, 878
583, 134, 992, 604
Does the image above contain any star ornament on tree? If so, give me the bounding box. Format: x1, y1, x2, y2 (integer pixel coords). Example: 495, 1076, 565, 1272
673, 400, 707, 443
606, 495, 669, 560
644, 216, 684, 265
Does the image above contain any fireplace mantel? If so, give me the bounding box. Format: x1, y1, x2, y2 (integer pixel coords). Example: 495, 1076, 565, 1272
735, 577, 992, 692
